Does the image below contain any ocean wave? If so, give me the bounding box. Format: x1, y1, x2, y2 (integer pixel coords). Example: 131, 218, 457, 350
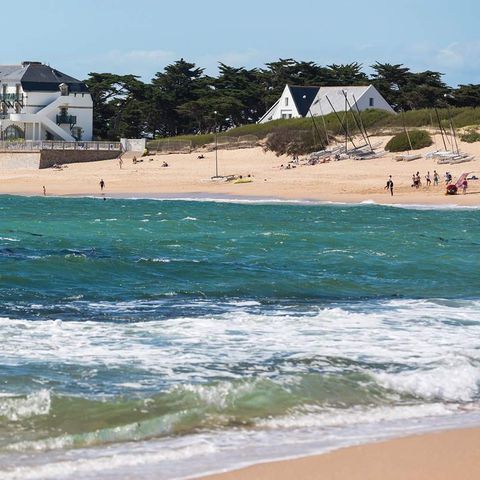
374, 357, 480, 402
0, 390, 51, 421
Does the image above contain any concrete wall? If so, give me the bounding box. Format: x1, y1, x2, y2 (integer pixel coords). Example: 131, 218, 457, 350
121, 138, 146, 152
39, 149, 121, 169
354, 85, 396, 114
0, 152, 40, 169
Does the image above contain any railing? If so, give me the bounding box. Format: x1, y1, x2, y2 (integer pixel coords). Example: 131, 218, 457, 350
0, 140, 122, 152
0, 94, 23, 103
56, 114, 77, 125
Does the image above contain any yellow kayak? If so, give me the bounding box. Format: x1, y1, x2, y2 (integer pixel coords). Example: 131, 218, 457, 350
233, 178, 253, 184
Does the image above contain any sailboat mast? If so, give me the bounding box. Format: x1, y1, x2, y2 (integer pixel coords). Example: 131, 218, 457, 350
401, 111, 413, 152
348, 92, 371, 150
434, 108, 448, 151
325, 95, 358, 150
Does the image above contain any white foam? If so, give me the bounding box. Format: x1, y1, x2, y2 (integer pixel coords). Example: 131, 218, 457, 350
1, 299, 480, 393
257, 403, 458, 430
0, 390, 51, 421
374, 358, 480, 402
1, 442, 217, 480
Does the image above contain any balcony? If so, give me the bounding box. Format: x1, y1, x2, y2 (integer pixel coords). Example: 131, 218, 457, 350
0, 94, 24, 103
56, 114, 77, 125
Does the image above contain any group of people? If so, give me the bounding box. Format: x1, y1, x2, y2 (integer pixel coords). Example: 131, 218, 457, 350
411, 171, 441, 189
386, 170, 470, 196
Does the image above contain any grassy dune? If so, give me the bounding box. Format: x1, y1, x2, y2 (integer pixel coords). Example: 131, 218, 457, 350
148, 107, 480, 149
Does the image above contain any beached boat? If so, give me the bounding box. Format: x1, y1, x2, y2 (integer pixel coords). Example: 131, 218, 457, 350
436, 152, 474, 164
395, 153, 422, 161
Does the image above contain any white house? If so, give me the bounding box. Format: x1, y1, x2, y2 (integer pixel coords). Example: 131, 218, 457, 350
259, 84, 395, 123
0, 61, 93, 141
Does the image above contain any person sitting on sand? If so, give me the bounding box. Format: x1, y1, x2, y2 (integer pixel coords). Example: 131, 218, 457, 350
162, 161, 169, 167
197, 154, 205, 159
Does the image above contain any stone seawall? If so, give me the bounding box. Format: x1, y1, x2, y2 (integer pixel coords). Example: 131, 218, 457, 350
0, 152, 41, 169
39, 150, 121, 169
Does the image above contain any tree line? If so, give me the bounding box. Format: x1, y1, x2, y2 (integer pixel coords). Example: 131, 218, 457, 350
84, 58, 480, 140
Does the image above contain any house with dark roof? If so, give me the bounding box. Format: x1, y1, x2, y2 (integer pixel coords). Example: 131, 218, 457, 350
258, 84, 394, 123
0, 61, 93, 141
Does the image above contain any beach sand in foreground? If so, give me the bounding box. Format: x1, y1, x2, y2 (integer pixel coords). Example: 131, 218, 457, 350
200, 427, 480, 480
0, 135, 479, 205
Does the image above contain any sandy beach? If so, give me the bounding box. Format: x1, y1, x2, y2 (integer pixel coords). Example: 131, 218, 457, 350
0, 134, 479, 205
200, 427, 480, 480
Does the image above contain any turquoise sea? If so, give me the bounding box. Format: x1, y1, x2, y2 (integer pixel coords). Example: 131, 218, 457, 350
1, 195, 480, 479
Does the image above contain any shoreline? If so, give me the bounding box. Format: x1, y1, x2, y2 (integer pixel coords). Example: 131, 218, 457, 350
2, 190, 480, 209
198, 426, 480, 480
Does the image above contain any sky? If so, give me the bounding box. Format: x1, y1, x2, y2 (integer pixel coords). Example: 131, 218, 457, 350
5, 0, 480, 86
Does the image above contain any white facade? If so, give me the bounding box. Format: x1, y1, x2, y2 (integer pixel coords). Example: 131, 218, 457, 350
259, 84, 395, 123
0, 62, 93, 141
309, 85, 395, 117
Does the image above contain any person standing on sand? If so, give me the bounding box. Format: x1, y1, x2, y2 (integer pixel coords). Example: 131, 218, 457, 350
119, 157, 123, 169
433, 170, 439, 186
462, 178, 468, 194
385, 175, 394, 196
43, 186, 46, 196
100, 179, 105, 191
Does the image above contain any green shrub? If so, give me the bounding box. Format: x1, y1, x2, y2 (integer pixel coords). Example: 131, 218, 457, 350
385, 129, 433, 152
460, 129, 480, 143
263, 129, 325, 157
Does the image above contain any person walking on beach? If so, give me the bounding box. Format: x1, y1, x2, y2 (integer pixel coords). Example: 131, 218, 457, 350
43, 186, 46, 196
385, 175, 394, 196
462, 178, 468, 194
433, 170, 439, 186
100, 179, 105, 192
415, 172, 421, 188
119, 157, 123, 169
425, 172, 431, 187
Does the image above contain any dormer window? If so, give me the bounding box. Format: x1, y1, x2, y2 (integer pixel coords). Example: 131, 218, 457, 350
59, 83, 69, 96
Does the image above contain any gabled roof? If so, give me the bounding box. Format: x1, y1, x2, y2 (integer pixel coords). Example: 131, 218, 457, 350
288, 85, 320, 117
0, 62, 88, 93
315, 85, 370, 113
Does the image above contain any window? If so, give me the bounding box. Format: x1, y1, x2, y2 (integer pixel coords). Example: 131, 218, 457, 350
285, 97, 289, 106
4, 125, 24, 139
369, 97, 374, 107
